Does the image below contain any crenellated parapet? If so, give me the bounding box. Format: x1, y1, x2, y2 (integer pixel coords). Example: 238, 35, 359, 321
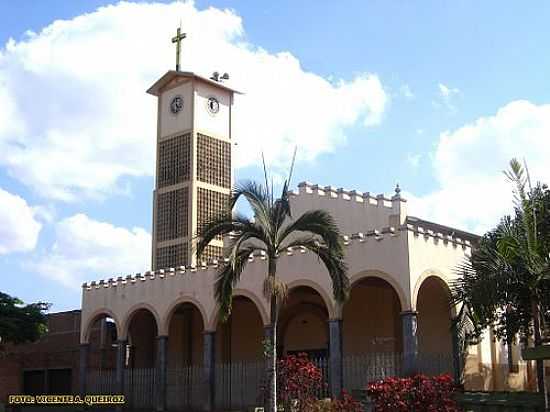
81, 222, 473, 292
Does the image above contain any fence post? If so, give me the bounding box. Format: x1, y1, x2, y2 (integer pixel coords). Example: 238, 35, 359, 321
79, 343, 89, 395
400, 311, 418, 376
329, 319, 343, 398
157, 335, 168, 411
203, 331, 216, 412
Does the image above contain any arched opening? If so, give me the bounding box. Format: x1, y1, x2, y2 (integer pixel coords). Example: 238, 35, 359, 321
343, 277, 403, 355
278, 286, 329, 359
216, 295, 265, 363
126, 309, 158, 369
342, 277, 403, 390
215, 295, 266, 410
416, 276, 453, 368
87, 314, 119, 371
166, 302, 205, 411
85, 313, 119, 394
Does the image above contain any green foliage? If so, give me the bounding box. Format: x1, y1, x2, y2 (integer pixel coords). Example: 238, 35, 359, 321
0, 291, 50, 349
451, 158, 550, 349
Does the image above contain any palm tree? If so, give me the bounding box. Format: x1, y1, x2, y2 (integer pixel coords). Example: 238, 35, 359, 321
197, 175, 349, 412
451, 159, 550, 409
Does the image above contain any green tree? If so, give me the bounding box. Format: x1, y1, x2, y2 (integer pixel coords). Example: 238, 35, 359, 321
0, 291, 50, 352
452, 159, 550, 408
197, 178, 349, 412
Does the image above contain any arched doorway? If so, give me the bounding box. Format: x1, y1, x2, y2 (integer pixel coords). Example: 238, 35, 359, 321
125, 308, 158, 410
85, 313, 120, 394
416, 276, 453, 374
278, 286, 329, 359
215, 295, 266, 410
343, 277, 403, 354
166, 302, 205, 410
127, 309, 158, 368
342, 276, 403, 390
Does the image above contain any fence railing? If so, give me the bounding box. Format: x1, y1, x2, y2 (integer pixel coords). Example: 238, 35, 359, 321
343, 352, 403, 391
310, 356, 330, 399
87, 369, 117, 394
215, 360, 265, 411
123, 367, 156, 410
417, 352, 454, 376
85, 352, 456, 410
167, 366, 204, 411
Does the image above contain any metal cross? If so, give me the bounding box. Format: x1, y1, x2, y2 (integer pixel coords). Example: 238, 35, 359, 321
172, 26, 187, 71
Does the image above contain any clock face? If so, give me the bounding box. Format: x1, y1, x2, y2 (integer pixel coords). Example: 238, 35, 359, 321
207, 97, 220, 114
170, 95, 184, 114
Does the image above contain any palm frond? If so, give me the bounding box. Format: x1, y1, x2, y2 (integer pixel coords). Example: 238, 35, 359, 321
283, 236, 349, 303
230, 180, 273, 238
214, 245, 257, 322
197, 212, 268, 260
277, 210, 342, 252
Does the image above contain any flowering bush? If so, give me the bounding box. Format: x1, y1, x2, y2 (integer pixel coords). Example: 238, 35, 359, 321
277, 353, 325, 412
366, 374, 460, 412
259, 354, 361, 412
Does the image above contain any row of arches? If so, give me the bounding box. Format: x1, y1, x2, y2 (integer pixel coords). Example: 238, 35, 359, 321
85, 275, 453, 370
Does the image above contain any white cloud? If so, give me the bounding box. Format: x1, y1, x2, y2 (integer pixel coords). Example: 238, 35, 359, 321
407, 100, 550, 234
438, 83, 459, 98
0, 187, 42, 254
29, 213, 151, 289
435, 82, 460, 112
0, 1, 387, 201
400, 84, 414, 99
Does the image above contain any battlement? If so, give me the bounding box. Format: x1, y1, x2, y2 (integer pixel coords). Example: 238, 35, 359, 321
82, 223, 473, 292
289, 182, 406, 235
291, 181, 403, 206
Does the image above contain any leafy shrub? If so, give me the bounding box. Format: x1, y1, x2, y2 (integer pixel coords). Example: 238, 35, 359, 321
260, 353, 361, 412
366, 374, 460, 412
306, 391, 363, 412
277, 353, 325, 412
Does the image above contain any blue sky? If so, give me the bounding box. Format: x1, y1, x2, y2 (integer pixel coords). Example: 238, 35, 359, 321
1, 1, 549, 311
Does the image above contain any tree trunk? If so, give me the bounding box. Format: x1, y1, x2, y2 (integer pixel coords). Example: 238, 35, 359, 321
268, 294, 278, 412
531, 299, 548, 410
266, 258, 279, 412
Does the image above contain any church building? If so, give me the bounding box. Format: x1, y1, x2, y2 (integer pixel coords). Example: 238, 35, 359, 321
78, 59, 535, 411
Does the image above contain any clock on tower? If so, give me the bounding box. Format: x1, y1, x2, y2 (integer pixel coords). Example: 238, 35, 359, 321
147, 71, 241, 269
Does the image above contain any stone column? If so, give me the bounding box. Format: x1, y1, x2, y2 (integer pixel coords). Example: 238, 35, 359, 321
451, 320, 463, 385
156, 336, 168, 411
79, 343, 89, 395
328, 319, 343, 398
400, 311, 418, 376
203, 331, 216, 412
115, 340, 127, 394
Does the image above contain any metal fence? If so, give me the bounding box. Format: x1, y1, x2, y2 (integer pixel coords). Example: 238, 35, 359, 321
310, 356, 330, 399
343, 352, 403, 391
417, 352, 454, 376
85, 352, 455, 411
167, 366, 204, 411
214, 360, 265, 411
87, 369, 117, 394
123, 367, 157, 410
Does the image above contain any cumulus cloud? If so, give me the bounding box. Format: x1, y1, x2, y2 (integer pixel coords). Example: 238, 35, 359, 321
28, 213, 150, 289
0, 187, 42, 254
0, 1, 387, 201
407, 100, 550, 234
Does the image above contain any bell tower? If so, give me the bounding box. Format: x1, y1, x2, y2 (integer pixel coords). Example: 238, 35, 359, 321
147, 71, 240, 269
